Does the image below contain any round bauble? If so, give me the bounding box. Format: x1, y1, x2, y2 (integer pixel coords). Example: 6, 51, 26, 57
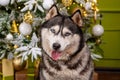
0, 0, 10, 6
85, 2, 91, 10
6, 33, 13, 41
92, 24, 104, 37
42, 0, 54, 10
19, 22, 32, 36
13, 57, 27, 71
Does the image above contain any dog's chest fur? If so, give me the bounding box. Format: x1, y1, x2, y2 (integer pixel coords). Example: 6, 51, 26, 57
40, 45, 93, 80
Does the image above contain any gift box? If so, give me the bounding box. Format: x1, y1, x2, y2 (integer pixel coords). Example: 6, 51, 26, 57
15, 68, 36, 80
15, 59, 40, 80
0, 61, 2, 80
0, 59, 14, 80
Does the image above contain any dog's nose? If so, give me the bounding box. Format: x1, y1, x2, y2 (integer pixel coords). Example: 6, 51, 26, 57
53, 43, 61, 50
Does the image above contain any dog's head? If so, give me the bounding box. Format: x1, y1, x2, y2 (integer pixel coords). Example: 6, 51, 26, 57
40, 5, 84, 61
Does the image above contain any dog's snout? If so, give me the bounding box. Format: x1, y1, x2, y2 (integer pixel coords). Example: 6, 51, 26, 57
53, 43, 61, 50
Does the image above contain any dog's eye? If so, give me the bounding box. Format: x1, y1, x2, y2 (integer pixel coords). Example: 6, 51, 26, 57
64, 32, 72, 37
50, 28, 56, 34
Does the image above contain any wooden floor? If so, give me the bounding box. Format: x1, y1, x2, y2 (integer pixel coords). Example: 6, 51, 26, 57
96, 68, 120, 80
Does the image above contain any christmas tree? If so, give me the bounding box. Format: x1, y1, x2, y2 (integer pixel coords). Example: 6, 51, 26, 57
0, 0, 104, 62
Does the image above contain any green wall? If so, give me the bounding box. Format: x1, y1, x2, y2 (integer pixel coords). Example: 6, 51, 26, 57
95, 0, 120, 68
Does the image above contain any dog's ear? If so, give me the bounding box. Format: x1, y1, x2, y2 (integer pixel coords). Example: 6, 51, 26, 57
45, 5, 59, 20
71, 10, 83, 27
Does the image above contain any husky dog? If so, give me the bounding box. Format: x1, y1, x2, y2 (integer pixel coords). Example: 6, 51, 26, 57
38, 5, 94, 80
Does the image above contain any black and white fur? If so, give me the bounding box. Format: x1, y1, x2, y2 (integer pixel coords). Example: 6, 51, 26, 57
38, 5, 94, 80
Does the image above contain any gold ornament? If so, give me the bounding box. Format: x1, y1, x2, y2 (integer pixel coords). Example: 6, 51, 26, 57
23, 11, 33, 24
91, 2, 95, 10
13, 57, 27, 71
96, 38, 102, 45
94, 11, 97, 22
14, 45, 18, 49
11, 20, 19, 33
62, 0, 73, 7
91, 1, 99, 11
90, 0, 99, 23
96, 7, 99, 12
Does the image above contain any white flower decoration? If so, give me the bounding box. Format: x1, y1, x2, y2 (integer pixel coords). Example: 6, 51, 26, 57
21, 0, 44, 12
15, 33, 42, 62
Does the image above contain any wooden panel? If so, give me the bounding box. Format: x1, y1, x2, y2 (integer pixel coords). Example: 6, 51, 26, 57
97, 71, 120, 80
95, 0, 120, 68
101, 13, 120, 30
95, 59, 120, 68
101, 31, 120, 59
98, 0, 120, 11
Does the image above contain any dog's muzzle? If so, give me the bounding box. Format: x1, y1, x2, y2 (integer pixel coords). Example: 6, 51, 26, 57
53, 43, 61, 50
